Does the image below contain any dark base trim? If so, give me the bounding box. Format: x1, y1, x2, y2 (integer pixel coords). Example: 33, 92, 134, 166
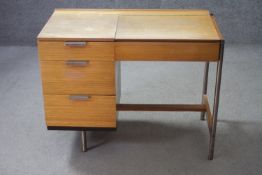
47, 126, 117, 131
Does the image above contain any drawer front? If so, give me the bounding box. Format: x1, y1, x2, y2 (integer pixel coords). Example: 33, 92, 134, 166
115, 42, 220, 61
44, 95, 116, 128
40, 60, 115, 95
38, 41, 115, 61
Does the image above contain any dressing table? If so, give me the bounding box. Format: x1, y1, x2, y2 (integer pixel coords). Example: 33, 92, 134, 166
38, 9, 224, 160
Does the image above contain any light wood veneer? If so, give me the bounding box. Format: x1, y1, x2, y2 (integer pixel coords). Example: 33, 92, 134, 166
115, 42, 220, 61
44, 95, 116, 128
40, 61, 115, 95
38, 41, 115, 61
37, 9, 223, 129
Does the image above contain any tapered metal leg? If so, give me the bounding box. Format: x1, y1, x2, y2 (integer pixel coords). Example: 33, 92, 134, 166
208, 41, 224, 160
200, 62, 209, 120
81, 131, 87, 152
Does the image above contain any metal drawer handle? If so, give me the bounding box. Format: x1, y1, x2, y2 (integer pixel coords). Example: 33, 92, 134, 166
64, 41, 86, 47
66, 60, 89, 67
69, 95, 91, 101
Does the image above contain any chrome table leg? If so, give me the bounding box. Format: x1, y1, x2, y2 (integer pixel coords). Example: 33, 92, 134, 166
200, 61, 209, 120
81, 131, 87, 152
208, 41, 224, 160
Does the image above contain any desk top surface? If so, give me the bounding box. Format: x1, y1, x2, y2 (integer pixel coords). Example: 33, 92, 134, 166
38, 9, 222, 41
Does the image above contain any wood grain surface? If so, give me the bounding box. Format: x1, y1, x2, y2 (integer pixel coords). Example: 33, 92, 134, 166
40, 60, 115, 95
115, 41, 220, 61
37, 9, 222, 41
44, 95, 116, 128
38, 11, 118, 41
116, 15, 220, 41
38, 41, 115, 61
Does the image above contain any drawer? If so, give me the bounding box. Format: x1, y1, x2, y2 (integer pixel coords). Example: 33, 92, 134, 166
40, 60, 115, 95
115, 42, 220, 61
44, 95, 116, 128
38, 41, 115, 61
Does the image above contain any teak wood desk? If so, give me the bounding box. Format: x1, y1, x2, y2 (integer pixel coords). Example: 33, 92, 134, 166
37, 9, 224, 160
